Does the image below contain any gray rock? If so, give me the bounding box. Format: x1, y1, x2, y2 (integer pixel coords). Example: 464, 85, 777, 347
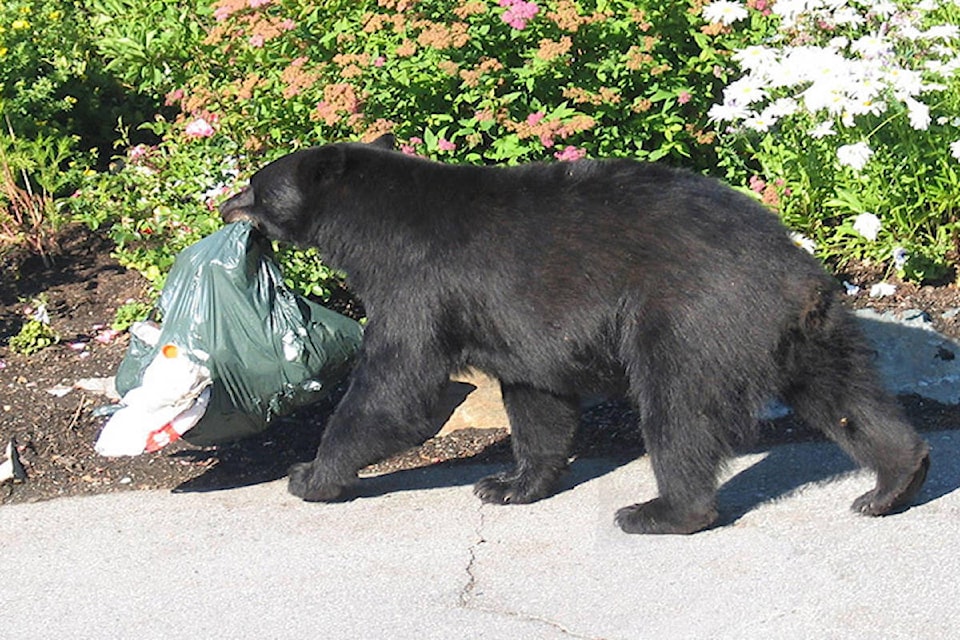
854, 308, 960, 405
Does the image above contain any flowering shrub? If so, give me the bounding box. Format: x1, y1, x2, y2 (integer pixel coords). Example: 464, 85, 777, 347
70, 0, 749, 297
47, 0, 960, 295
161, 0, 729, 168
705, 0, 960, 281
69, 133, 235, 288
0, 1, 90, 142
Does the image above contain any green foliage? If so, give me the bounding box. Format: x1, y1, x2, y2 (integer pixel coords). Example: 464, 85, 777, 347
7, 0, 960, 295
0, 129, 83, 260
86, 0, 211, 97
0, 1, 90, 259
0, 0, 179, 262
111, 299, 154, 331
274, 245, 344, 301
0, 1, 91, 141
8, 319, 59, 354
9, 296, 59, 354
68, 133, 237, 290
0, 1, 162, 156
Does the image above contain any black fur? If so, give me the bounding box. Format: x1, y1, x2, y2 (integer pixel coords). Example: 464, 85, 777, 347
221, 135, 929, 534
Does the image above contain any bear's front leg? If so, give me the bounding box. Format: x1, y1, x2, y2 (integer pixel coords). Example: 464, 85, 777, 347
288, 460, 354, 502
474, 384, 578, 504
288, 338, 449, 502
286, 388, 378, 502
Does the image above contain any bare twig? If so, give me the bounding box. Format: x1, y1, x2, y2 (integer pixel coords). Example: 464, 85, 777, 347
67, 396, 87, 432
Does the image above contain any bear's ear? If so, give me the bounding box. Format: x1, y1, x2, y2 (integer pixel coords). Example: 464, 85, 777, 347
367, 133, 396, 151
299, 145, 346, 185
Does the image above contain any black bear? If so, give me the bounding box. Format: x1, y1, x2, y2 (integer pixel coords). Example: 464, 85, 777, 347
220, 135, 929, 534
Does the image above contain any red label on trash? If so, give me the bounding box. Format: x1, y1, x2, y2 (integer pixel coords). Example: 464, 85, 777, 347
145, 422, 183, 453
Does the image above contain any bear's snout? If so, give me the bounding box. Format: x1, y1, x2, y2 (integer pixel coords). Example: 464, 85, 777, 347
219, 187, 256, 224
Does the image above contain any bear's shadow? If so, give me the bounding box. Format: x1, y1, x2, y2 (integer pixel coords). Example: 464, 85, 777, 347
720, 431, 960, 525
174, 405, 959, 526
354, 430, 959, 522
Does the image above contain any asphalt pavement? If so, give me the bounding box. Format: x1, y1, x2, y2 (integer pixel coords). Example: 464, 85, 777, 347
2, 429, 958, 639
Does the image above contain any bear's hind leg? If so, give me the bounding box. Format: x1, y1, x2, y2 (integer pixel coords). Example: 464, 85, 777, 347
787, 381, 929, 516
613, 413, 724, 535
474, 383, 577, 504
786, 376, 928, 514
614, 376, 738, 534
782, 311, 929, 516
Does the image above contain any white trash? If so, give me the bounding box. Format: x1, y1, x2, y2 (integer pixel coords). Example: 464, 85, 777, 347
95, 335, 212, 457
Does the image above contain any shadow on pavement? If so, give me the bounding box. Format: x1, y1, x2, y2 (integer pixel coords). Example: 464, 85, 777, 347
717, 430, 960, 526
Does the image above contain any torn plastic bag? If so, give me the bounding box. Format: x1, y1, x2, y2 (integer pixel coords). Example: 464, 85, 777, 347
105, 220, 362, 451
96, 340, 212, 456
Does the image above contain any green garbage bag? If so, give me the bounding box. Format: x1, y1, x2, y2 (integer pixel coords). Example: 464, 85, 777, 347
113, 221, 362, 446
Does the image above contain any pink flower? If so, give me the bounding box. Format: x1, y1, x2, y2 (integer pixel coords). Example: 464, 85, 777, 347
526, 111, 545, 126
94, 328, 122, 345
401, 145, 417, 155
678, 91, 692, 105
409, 136, 423, 145
249, 34, 265, 48
748, 174, 766, 194
214, 5, 234, 21
437, 138, 457, 152
165, 88, 184, 106
184, 117, 215, 138
374, 56, 386, 67
128, 144, 151, 161
554, 146, 586, 162
500, 0, 538, 30
248, 0, 271, 7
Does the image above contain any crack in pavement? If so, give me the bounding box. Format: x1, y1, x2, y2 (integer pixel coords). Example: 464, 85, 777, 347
457, 502, 485, 608
456, 504, 605, 640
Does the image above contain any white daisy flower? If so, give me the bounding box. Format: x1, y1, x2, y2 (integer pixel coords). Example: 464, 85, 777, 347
702, 0, 749, 25
734, 46, 779, 72
724, 76, 768, 106
852, 33, 891, 59
950, 140, 960, 161
852, 212, 882, 241
809, 121, 836, 138
708, 102, 750, 122
905, 97, 931, 130
837, 142, 873, 170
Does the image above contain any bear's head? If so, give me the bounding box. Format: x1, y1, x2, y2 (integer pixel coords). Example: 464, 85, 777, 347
219, 134, 397, 244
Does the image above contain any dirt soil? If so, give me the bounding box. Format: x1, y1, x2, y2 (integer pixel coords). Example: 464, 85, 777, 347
2, 225, 960, 504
